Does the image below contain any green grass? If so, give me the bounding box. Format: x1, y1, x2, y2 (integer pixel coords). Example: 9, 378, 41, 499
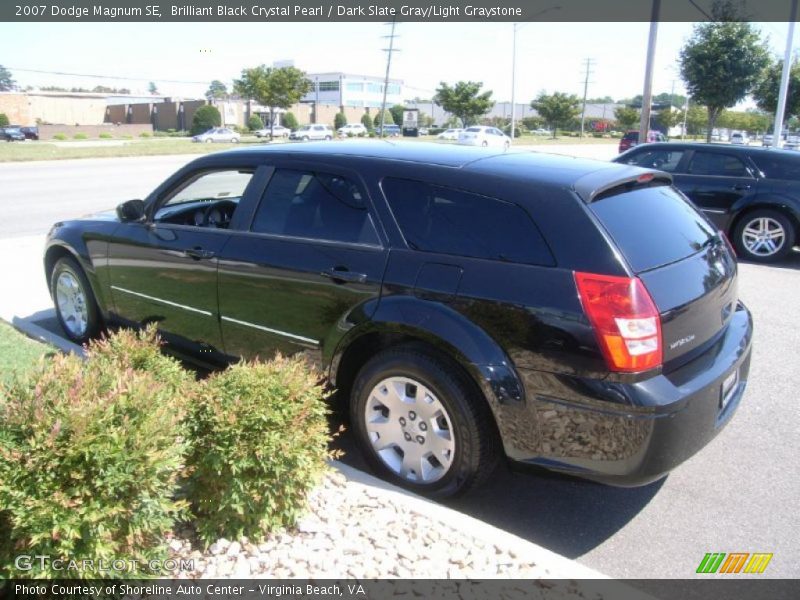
0, 137, 271, 163
0, 321, 53, 384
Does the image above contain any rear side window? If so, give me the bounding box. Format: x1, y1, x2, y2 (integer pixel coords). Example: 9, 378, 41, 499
687, 151, 750, 177
251, 169, 379, 245
749, 153, 800, 181
590, 186, 717, 272
381, 178, 554, 266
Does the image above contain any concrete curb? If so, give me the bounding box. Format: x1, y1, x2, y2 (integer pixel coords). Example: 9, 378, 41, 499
333, 460, 605, 580
10, 315, 85, 357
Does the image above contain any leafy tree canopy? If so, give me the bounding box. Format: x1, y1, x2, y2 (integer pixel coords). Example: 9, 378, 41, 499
531, 91, 581, 137
434, 81, 494, 127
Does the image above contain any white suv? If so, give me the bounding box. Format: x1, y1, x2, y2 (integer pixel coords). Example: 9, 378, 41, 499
289, 124, 333, 141
337, 123, 368, 137
458, 126, 511, 149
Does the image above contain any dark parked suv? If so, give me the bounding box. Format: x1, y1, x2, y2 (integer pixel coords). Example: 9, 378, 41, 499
615, 142, 800, 262
45, 142, 753, 496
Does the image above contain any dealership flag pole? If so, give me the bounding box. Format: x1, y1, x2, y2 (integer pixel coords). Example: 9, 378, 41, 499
771, 0, 798, 148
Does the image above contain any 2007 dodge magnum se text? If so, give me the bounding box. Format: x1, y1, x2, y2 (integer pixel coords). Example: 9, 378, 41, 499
45, 142, 753, 497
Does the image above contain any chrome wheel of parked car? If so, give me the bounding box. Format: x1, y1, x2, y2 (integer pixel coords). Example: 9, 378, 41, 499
351, 347, 500, 497
733, 209, 795, 262
51, 256, 101, 343
205, 138, 213, 143
365, 376, 455, 484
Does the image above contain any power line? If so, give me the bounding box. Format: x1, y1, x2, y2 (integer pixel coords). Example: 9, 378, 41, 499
6, 66, 211, 86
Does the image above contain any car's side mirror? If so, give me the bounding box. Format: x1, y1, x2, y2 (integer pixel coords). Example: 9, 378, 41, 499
116, 199, 146, 222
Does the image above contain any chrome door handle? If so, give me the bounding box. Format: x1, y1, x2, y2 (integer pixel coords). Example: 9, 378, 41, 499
184, 247, 215, 260
323, 267, 367, 283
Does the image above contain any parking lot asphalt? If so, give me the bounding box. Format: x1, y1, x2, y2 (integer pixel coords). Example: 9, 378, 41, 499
1, 145, 797, 579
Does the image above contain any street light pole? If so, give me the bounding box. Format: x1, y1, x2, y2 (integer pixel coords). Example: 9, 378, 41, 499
638, 0, 661, 144
772, 0, 798, 148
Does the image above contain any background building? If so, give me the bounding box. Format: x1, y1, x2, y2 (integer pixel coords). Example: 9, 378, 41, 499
303, 72, 404, 109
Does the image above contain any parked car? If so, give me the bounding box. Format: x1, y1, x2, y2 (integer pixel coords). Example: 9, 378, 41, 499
254, 125, 291, 138
730, 132, 749, 145
437, 128, 463, 141
418, 127, 430, 136
20, 126, 39, 140
1, 126, 26, 142
192, 128, 240, 143
337, 123, 368, 137
289, 124, 333, 141
532, 128, 552, 135
45, 142, 752, 497
615, 142, 800, 262
762, 134, 774, 147
618, 130, 667, 153
375, 124, 401, 137
458, 126, 511, 149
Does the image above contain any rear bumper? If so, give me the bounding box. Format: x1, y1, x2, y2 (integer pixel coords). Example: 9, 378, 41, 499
485, 302, 753, 486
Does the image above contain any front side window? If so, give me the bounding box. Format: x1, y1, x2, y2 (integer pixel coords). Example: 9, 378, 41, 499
251, 169, 379, 245
381, 178, 554, 266
155, 169, 253, 227
620, 149, 685, 173
749, 153, 800, 181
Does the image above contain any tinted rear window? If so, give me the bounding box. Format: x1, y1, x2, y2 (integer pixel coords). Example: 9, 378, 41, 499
749, 153, 800, 181
381, 178, 554, 266
590, 186, 716, 272
623, 132, 638, 141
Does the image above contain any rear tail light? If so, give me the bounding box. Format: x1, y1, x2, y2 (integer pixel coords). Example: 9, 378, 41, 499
575, 272, 663, 372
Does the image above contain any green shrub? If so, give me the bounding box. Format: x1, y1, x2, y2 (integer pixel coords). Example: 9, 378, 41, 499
73, 133, 88, 140
53, 133, 67, 140
139, 131, 152, 138
99, 132, 113, 139
373, 110, 393, 127
334, 112, 347, 130
191, 105, 222, 135
184, 355, 329, 546
282, 111, 298, 130
247, 114, 264, 131
0, 327, 190, 578
0, 113, 9, 127
360, 113, 373, 132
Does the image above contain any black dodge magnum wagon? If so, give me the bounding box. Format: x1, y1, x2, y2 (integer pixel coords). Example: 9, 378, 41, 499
45, 142, 753, 497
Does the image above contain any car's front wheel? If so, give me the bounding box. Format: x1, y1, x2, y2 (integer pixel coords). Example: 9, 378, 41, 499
51, 256, 101, 344
733, 208, 795, 262
351, 346, 500, 497
205, 138, 213, 144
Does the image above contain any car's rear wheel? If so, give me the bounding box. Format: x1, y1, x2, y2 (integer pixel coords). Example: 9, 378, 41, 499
325, 135, 332, 141
350, 346, 500, 497
504, 141, 510, 150
733, 208, 795, 262
231, 137, 239, 143
302, 135, 309, 141
51, 256, 101, 344
481, 140, 488, 147
205, 138, 213, 144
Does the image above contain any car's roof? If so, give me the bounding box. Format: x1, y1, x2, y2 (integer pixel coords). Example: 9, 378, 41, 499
619, 142, 800, 158
206, 140, 640, 189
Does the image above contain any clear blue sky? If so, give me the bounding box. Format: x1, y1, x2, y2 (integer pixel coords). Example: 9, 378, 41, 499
0, 21, 796, 104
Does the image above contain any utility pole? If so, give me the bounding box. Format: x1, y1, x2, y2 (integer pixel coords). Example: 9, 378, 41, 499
639, 0, 661, 144
579, 58, 595, 138
379, 19, 399, 138
772, 0, 798, 148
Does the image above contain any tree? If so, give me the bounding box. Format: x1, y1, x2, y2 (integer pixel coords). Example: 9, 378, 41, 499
205, 80, 228, 101
0, 113, 9, 127
148, 81, 159, 95
0, 65, 15, 91
389, 104, 406, 127
234, 65, 312, 138
614, 106, 640, 130
753, 58, 800, 122
653, 109, 680, 133
373, 109, 393, 128
586, 96, 615, 104
679, 17, 769, 141
191, 104, 221, 135
681, 104, 709, 136
531, 92, 580, 137
521, 115, 544, 130
434, 81, 494, 127
360, 113, 373, 132
283, 111, 298, 130
247, 114, 264, 131
334, 112, 347, 130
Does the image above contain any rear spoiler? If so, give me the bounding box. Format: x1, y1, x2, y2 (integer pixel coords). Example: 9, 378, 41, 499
573, 166, 672, 203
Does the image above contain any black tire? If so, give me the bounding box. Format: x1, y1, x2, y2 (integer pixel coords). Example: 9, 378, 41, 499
350, 346, 500, 497
50, 256, 102, 344
732, 208, 796, 263
481, 140, 488, 147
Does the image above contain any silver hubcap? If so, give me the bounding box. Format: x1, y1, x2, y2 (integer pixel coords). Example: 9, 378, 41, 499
742, 217, 785, 257
365, 376, 455, 484
55, 271, 88, 337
